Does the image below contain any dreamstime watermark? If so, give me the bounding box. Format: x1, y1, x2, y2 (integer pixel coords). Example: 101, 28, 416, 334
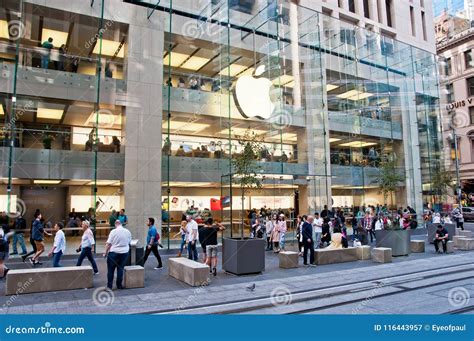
2, 278, 34, 309
6, 198, 27, 219
87, 108, 118, 129
92, 287, 115, 307
84, 20, 114, 49
448, 287, 470, 308
270, 286, 292, 307
4, 20, 25, 41
2, 100, 34, 135
352, 281, 386, 314
175, 280, 210, 313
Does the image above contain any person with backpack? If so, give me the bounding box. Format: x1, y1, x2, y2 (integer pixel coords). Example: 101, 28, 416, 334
143, 218, 163, 270
0, 227, 14, 278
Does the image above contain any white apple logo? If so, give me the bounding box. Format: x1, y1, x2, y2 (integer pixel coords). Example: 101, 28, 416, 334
233, 65, 275, 120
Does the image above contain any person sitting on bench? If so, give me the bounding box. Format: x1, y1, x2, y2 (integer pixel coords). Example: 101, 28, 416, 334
434, 224, 449, 254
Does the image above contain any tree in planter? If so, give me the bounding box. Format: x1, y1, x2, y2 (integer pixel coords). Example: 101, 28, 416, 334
375, 156, 404, 218
232, 129, 264, 239
431, 166, 454, 208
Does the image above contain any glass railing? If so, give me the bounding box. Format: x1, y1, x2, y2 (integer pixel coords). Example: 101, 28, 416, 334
0, 127, 124, 153
0, 42, 126, 93
328, 111, 402, 138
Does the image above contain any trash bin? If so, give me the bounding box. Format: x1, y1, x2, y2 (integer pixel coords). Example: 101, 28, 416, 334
127, 239, 144, 266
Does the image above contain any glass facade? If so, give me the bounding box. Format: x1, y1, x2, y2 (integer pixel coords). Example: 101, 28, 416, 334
0, 0, 442, 251
159, 1, 442, 247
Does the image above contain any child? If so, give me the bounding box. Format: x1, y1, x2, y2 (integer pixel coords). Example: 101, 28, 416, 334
48, 222, 65, 267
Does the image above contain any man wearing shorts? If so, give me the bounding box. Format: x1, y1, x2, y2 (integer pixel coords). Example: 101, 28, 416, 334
201, 218, 225, 276
30, 213, 51, 266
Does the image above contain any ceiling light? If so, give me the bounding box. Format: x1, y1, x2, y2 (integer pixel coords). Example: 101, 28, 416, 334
0, 20, 9, 39
238, 67, 255, 77
0, 105, 4, 116
163, 52, 190, 67
219, 127, 267, 135
336, 90, 373, 101
36, 107, 64, 120
329, 138, 341, 143
41, 28, 68, 48
219, 64, 248, 77
87, 180, 120, 186
162, 121, 210, 132
327, 84, 339, 91
85, 111, 121, 127
338, 141, 377, 148
180, 56, 210, 70
272, 75, 294, 86
93, 39, 124, 58
33, 180, 61, 185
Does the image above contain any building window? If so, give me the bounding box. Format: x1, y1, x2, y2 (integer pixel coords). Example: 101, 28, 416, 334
421, 11, 427, 41
470, 107, 474, 125
410, 7, 416, 36
338, 0, 342, 8
377, 0, 383, 22
381, 39, 394, 56
465, 49, 474, 69
385, 0, 393, 27
363, 0, 370, 18
445, 58, 452, 76
446, 83, 454, 103
340, 29, 356, 46
468, 77, 474, 97
348, 0, 356, 13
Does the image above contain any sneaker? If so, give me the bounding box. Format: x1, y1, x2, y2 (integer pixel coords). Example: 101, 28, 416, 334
21, 255, 27, 262
212, 267, 217, 276
94, 272, 100, 275
20, 252, 27, 256
35, 261, 42, 265
10, 252, 18, 255
154, 265, 163, 270
29, 258, 34, 265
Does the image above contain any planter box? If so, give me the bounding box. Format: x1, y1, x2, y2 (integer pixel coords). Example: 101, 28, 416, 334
375, 229, 411, 256
222, 238, 265, 275
427, 223, 455, 243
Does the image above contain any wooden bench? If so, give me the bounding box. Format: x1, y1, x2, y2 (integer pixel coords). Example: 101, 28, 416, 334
314, 247, 358, 265
124, 265, 145, 288
372, 247, 392, 263
279, 251, 299, 268
5, 266, 93, 295
168, 257, 210, 287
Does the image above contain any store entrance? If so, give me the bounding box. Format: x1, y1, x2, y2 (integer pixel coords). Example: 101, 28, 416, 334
20, 186, 67, 227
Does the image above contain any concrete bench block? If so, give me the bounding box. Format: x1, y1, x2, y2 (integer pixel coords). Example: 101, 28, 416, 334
453, 235, 465, 247
372, 247, 392, 263
410, 240, 425, 253
457, 230, 473, 238
169, 257, 210, 287
279, 251, 299, 268
356, 246, 371, 260
314, 247, 358, 265
124, 265, 144, 289
457, 238, 474, 250
5, 266, 93, 295
447, 241, 454, 253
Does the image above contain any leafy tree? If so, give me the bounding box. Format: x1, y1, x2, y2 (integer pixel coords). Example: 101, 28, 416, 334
431, 166, 454, 205
375, 156, 404, 209
232, 129, 264, 238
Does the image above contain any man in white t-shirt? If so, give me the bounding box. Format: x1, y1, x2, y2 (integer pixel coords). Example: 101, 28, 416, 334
313, 212, 324, 248
186, 215, 199, 261
104, 220, 132, 290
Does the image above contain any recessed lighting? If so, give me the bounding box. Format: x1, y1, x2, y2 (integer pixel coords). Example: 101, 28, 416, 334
163, 121, 210, 133
329, 138, 341, 143
336, 90, 373, 101
180, 56, 210, 70
219, 127, 267, 135
272, 75, 294, 86
33, 180, 61, 185
327, 84, 339, 91
338, 141, 377, 148
36, 108, 64, 120
41, 28, 68, 48
0, 105, 4, 116
219, 64, 248, 77
93, 39, 124, 58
